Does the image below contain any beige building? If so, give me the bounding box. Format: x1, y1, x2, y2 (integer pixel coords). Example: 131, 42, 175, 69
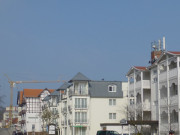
58, 72, 128, 135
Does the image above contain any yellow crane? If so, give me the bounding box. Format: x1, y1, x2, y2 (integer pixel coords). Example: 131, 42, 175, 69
4, 74, 65, 128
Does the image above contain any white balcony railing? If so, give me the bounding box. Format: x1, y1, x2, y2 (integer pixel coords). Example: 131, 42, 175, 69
135, 81, 141, 89
169, 68, 177, 79
129, 83, 134, 91
159, 72, 167, 82
143, 80, 150, 89
143, 101, 150, 111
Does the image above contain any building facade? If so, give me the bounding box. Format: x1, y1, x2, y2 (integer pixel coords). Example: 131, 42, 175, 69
17, 88, 54, 134
126, 39, 180, 135
58, 72, 128, 135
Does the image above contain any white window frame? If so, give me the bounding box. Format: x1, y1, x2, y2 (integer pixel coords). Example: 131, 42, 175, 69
109, 99, 116, 106
108, 85, 117, 92
109, 113, 116, 119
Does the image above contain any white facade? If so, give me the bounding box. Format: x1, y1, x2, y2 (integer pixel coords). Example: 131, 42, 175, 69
18, 88, 53, 134
58, 72, 128, 135
90, 97, 127, 135
127, 49, 180, 135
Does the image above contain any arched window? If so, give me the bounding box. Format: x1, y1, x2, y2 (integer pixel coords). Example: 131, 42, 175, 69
161, 111, 168, 123
170, 83, 178, 96
136, 93, 141, 104
170, 109, 178, 123
160, 85, 167, 99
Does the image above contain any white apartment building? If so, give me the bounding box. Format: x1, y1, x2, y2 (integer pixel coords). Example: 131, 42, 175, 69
58, 72, 128, 135
126, 38, 180, 135
17, 88, 54, 134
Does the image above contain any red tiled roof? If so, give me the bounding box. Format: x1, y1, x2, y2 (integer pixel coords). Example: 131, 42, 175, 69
23, 89, 54, 97
168, 51, 180, 55
134, 66, 147, 71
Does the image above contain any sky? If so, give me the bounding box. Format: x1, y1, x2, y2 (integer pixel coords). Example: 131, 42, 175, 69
0, 0, 180, 107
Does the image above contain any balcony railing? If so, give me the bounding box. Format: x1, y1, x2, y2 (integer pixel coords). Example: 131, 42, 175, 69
68, 89, 89, 96
129, 80, 150, 91
159, 72, 166, 82
74, 105, 88, 110
143, 102, 150, 111
169, 68, 177, 78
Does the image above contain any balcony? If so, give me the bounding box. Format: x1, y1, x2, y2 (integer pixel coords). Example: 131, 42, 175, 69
143, 101, 150, 111
143, 80, 150, 89
129, 83, 134, 91
129, 80, 150, 91
74, 105, 88, 110
74, 120, 88, 125
169, 68, 177, 79
159, 71, 167, 82
68, 89, 89, 96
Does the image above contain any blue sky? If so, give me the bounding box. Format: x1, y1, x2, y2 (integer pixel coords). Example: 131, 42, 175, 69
0, 0, 180, 106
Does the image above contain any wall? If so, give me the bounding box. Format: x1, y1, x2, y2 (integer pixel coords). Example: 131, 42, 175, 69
90, 98, 127, 135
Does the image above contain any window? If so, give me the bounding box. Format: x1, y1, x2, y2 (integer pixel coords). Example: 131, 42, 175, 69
130, 99, 134, 105
153, 77, 158, 83
75, 98, 87, 109
109, 99, 116, 106
75, 112, 87, 123
109, 113, 116, 119
108, 85, 117, 92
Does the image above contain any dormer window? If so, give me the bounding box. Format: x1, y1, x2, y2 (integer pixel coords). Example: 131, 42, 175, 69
108, 85, 117, 92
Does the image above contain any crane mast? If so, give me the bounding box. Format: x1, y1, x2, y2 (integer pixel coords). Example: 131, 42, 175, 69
4, 74, 64, 127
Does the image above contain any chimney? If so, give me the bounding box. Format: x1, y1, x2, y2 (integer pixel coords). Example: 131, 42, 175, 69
150, 40, 162, 64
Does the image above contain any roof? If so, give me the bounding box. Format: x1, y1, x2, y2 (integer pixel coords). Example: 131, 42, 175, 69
50, 90, 60, 96
167, 51, 180, 55
23, 88, 54, 97
57, 82, 71, 91
69, 72, 90, 82
126, 66, 147, 76
42, 95, 50, 101
134, 66, 147, 71
89, 81, 123, 98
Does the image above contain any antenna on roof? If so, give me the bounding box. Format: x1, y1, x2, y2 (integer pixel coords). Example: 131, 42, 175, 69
163, 36, 166, 51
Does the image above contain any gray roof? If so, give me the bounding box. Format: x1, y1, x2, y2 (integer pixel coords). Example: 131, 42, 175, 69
42, 95, 50, 101
69, 72, 90, 82
50, 90, 59, 96
57, 82, 71, 91
89, 81, 123, 98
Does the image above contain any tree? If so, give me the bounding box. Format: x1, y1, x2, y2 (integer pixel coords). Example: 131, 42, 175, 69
41, 109, 53, 131
120, 102, 152, 135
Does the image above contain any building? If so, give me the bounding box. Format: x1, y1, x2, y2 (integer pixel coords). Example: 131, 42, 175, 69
17, 88, 54, 134
41, 89, 61, 134
58, 72, 128, 135
126, 37, 180, 135
3, 106, 18, 127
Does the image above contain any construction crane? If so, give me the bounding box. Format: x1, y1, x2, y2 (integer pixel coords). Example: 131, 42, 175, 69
4, 74, 65, 128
